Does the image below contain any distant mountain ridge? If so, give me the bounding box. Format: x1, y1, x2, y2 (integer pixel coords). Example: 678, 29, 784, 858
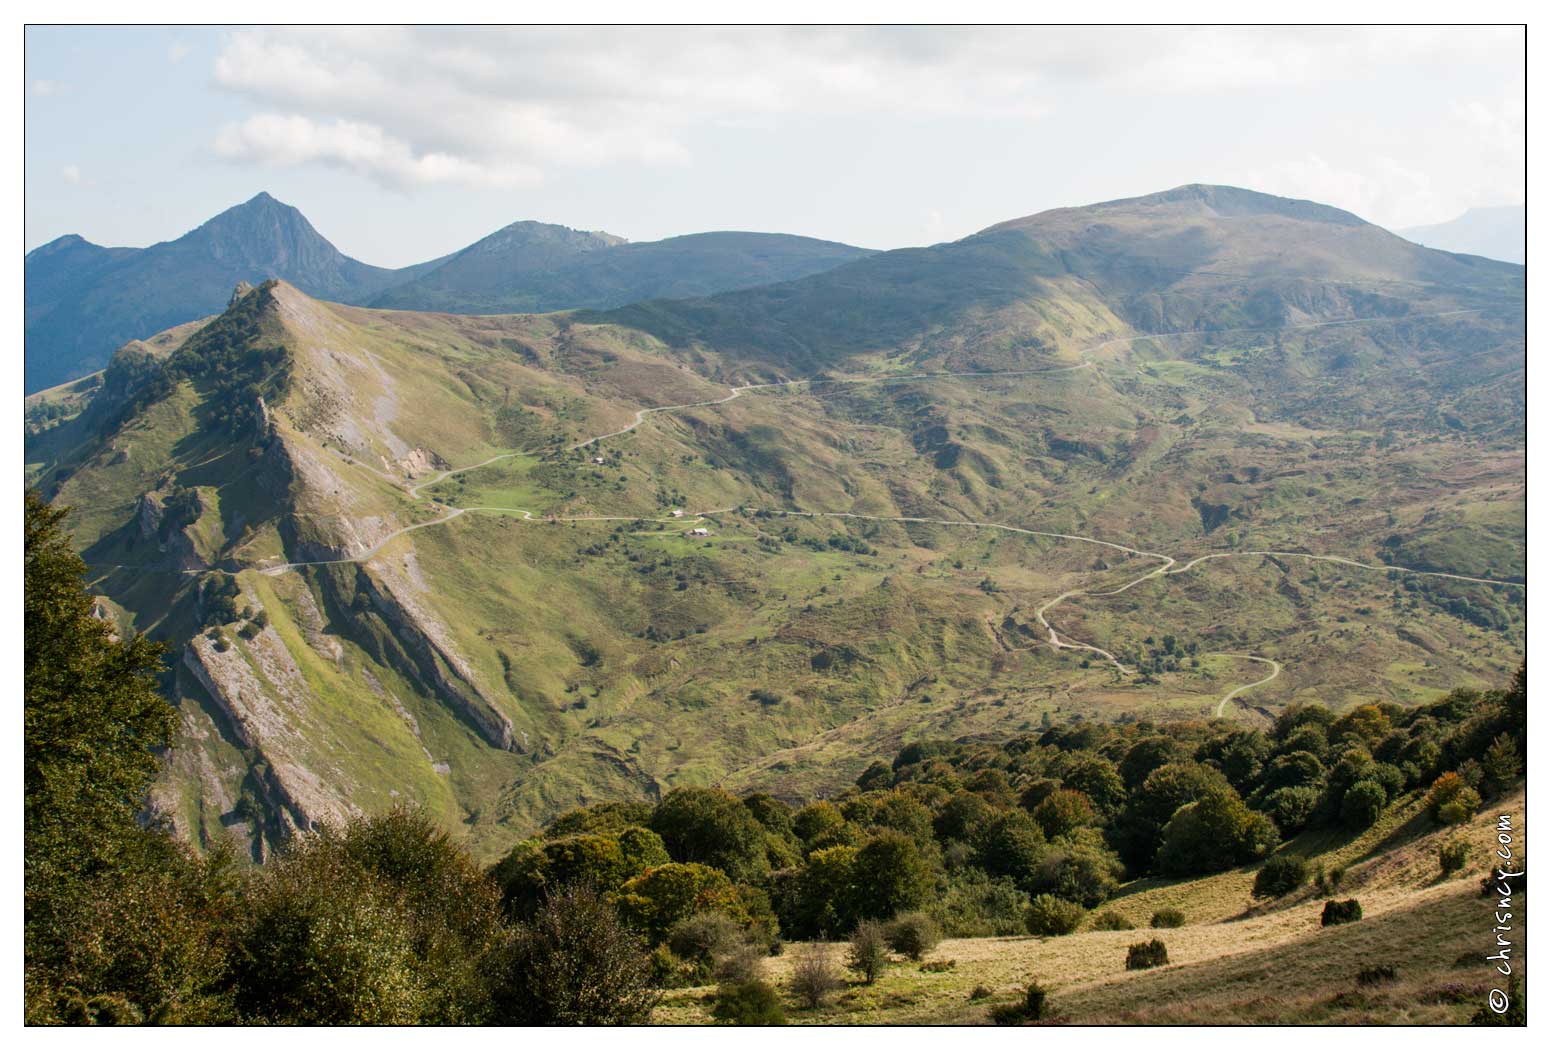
370, 227, 873, 314
24, 195, 872, 393
596, 183, 1524, 377
24, 193, 436, 392
1399, 204, 1525, 264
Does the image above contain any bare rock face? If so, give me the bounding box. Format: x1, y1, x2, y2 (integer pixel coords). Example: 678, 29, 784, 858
182, 633, 360, 836
390, 446, 447, 479
136, 487, 208, 572
337, 561, 518, 752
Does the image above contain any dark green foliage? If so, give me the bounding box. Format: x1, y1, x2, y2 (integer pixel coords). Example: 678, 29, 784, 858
973, 810, 1047, 886
1114, 760, 1233, 869
1125, 939, 1170, 970
491, 826, 663, 919
491, 884, 659, 1025
162, 282, 292, 434
1024, 894, 1085, 936
1253, 854, 1310, 898
883, 911, 941, 960
1150, 908, 1186, 929
852, 829, 935, 919
1028, 837, 1123, 908
931, 870, 1030, 937
1340, 780, 1387, 829
1194, 729, 1269, 792
1155, 785, 1278, 876
24, 491, 195, 1022
935, 789, 996, 843
1425, 772, 1482, 825
711, 979, 786, 1025
543, 800, 656, 838
1438, 840, 1470, 876
1259, 786, 1322, 834
1032, 788, 1095, 839
200, 572, 242, 627
846, 920, 890, 984
1320, 899, 1363, 926
1480, 733, 1522, 798
1090, 910, 1135, 931
989, 981, 1049, 1025
653, 786, 771, 881
792, 800, 853, 851
614, 862, 743, 944
1120, 735, 1184, 790
855, 760, 895, 791
1021, 981, 1049, 1020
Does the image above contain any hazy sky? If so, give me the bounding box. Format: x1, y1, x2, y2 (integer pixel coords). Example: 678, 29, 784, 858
25, 26, 1525, 268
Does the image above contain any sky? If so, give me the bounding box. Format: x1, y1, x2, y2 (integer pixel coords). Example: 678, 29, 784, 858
24, 26, 1526, 268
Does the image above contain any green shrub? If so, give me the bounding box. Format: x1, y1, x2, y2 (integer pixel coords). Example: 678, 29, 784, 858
1150, 908, 1186, 929
1021, 981, 1049, 1020
667, 912, 745, 975
491, 884, 659, 1024
846, 920, 890, 984
989, 981, 1049, 1025
1438, 840, 1470, 876
1125, 939, 1169, 970
1260, 785, 1321, 834
969, 984, 993, 1001
1024, 894, 1085, 936
1424, 772, 1482, 826
711, 979, 785, 1025
883, 911, 941, 960
989, 1002, 1029, 1025
1252, 854, 1310, 898
232, 811, 511, 1025
932, 870, 1030, 937
648, 944, 697, 989
1090, 910, 1135, 931
920, 959, 956, 972
1320, 899, 1363, 927
1340, 780, 1386, 829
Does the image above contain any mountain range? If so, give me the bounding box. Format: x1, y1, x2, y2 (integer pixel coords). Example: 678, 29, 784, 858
1398, 204, 1524, 264
23, 192, 874, 393
25, 184, 1524, 864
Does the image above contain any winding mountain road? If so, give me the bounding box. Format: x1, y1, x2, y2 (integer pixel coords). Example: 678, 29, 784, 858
155, 308, 1515, 718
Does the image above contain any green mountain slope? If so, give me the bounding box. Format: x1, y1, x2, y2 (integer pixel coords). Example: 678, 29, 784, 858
369, 227, 874, 314
27, 185, 1523, 863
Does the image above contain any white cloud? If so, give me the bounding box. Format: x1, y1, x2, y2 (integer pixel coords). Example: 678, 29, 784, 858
214, 114, 538, 190
30, 79, 61, 97
1234, 67, 1525, 230
168, 39, 192, 64
61, 164, 88, 186
206, 27, 1525, 199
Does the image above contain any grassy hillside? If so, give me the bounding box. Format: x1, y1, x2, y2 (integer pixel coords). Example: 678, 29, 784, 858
26, 185, 1524, 863
654, 784, 1525, 1025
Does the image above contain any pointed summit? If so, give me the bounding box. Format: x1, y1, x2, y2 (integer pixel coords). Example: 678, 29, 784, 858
24, 193, 407, 392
